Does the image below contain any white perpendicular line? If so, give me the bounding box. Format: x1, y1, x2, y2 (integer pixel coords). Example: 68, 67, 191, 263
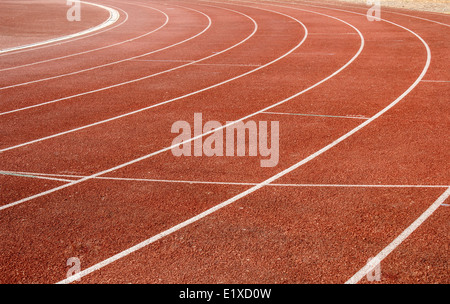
262, 111, 370, 120
1, 170, 448, 189
421, 80, 450, 83
0, 171, 75, 183
59, 0, 431, 283
0, 1, 120, 54
345, 187, 450, 284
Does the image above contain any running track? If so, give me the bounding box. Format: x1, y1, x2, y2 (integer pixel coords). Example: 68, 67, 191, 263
0, 0, 448, 284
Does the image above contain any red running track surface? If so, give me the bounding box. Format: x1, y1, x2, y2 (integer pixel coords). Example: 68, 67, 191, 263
0, 0, 448, 284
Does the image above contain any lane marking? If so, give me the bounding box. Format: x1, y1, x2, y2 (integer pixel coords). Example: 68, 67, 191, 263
0, 5, 258, 117
441, 203, 450, 207
0, 171, 74, 183
58, 0, 432, 284
346, 187, 450, 284
0, 4, 170, 89
0, 1, 120, 54
54, 3, 365, 283
0, 2, 243, 90
1, 170, 448, 188
0, 6, 284, 151
296, 0, 450, 27
0, 4, 129, 70
262, 111, 370, 119
250, 0, 445, 285
0, 2, 307, 208
308, 32, 357, 35
131, 59, 262, 67
421, 80, 450, 83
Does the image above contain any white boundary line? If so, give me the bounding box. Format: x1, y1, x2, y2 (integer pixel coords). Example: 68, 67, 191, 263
421, 80, 450, 83
1, 169, 448, 188
57, 0, 432, 284
262, 111, 370, 120
0, 1, 120, 54
0, 171, 74, 183
345, 187, 450, 284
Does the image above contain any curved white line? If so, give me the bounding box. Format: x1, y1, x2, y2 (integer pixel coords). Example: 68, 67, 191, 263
0, 1, 120, 54
0, 6, 258, 151
297, 0, 450, 26
0, 2, 245, 91
0, 2, 303, 206
57, 0, 431, 284
0, 6, 210, 114
0, 3, 172, 72
0, 4, 129, 59
0, 4, 174, 90
228, 0, 436, 284
53, 3, 311, 284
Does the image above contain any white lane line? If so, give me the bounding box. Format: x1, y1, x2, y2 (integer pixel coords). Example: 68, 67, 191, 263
0, 3, 310, 209
0, 7, 256, 151
0, 2, 171, 74
0, 4, 264, 118
262, 111, 370, 119
346, 187, 450, 284
59, 1, 431, 284
0, 7, 213, 114
295, 0, 450, 27
308, 32, 357, 35
2, 170, 448, 188
0, 5, 129, 65
53, 5, 360, 283
252, 0, 444, 285
130, 59, 262, 67
190, 63, 262, 67
441, 203, 450, 207
421, 80, 450, 83
0, 4, 128, 59
0, 1, 120, 55
0, 171, 75, 183
1, 2, 241, 90
130, 59, 194, 63
0, 4, 170, 90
